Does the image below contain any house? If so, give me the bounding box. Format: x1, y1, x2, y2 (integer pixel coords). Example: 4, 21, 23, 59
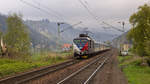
120, 42, 132, 52
62, 44, 72, 51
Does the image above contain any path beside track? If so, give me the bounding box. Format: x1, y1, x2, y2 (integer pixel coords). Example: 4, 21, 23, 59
89, 49, 128, 84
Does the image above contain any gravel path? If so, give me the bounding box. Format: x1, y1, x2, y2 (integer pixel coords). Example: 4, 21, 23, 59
89, 49, 128, 84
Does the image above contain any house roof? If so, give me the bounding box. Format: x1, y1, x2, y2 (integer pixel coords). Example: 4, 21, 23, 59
62, 44, 72, 48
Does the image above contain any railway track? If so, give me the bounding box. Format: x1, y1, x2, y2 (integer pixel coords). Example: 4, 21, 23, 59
0, 59, 80, 84
0, 50, 110, 84
56, 52, 111, 84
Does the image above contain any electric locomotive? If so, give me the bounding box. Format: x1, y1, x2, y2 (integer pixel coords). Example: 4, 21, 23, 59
73, 33, 95, 58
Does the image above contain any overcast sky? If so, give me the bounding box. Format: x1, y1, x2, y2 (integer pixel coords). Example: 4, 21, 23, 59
0, 0, 148, 32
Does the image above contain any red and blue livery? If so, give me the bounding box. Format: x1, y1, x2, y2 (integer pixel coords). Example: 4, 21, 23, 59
73, 34, 95, 58
73, 34, 110, 58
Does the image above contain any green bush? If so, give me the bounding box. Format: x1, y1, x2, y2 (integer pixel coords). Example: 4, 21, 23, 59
119, 55, 150, 84
118, 56, 132, 63
0, 62, 33, 77
123, 64, 150, 84
0, 51, 72, 78
0, 58, 17, 65
130, 59, 143, 65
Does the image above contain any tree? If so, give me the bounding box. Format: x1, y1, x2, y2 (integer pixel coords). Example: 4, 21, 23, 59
4, 14, 31, 58
127, 4, 150, 57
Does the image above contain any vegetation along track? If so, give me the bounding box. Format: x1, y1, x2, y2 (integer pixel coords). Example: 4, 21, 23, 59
57, 52, 112, 84
0, 50, 110, 84
0, 59, 80, 84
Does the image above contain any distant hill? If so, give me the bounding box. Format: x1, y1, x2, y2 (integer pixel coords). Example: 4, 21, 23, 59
0, 14, 7, 31
112, 31, 132, 48
0, 14, 118, 51
24, 19, 81, 51
0, 14, 82, 51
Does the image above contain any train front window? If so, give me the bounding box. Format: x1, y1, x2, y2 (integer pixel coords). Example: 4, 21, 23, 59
73, 40, 80, 45
73, 39, 88, 48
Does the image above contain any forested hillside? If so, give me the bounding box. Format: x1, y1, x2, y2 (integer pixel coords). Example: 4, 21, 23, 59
0, 14, 81, 51
0, 14, 115, 51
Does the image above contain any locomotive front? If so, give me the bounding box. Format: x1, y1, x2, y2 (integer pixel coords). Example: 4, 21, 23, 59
73, 38, 88, 58
73, 34, 94, 58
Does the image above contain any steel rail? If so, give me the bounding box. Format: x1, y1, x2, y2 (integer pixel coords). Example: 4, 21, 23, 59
0, 50, 110, 84
16, 60, 79, 84
84, 57, 109, 84
0, 59, 79, 84
57, 56, 104, 84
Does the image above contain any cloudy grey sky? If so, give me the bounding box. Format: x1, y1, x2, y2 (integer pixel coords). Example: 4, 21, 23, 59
0, 0, 148, 32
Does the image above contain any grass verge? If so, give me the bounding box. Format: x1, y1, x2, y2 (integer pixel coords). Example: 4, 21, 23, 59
118, 55, 150, 84
0, 52, 72, 78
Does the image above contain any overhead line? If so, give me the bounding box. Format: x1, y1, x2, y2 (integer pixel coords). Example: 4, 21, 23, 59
20, 0, 62, 22
78, 0, 97, 20
31, 0, 65, 22
78, 0, 104, 28
79, 0, 125, 32
102, 21, 124, 32
60, 21, 82, 33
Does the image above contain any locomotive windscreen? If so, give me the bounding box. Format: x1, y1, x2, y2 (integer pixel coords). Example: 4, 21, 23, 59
73, 39, 88, 49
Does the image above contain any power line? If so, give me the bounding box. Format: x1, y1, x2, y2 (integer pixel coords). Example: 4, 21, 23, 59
78, 0, 98, 21
78, 0, 105, 29
102, 21, 124, 32
31, 0, 93, 25
79, 0, 126, 32
79, 1, 124, 39
31, 0, 66, 22
81, 0, 105, 25
20, 0, 62, 22
60, 21, 82, 33
84, 0, 91, 9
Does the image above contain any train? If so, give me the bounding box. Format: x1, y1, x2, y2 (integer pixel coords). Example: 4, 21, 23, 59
73, 33, 110, 58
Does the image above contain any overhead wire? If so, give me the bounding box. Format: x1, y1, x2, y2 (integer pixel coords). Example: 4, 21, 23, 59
60, 21, 82, 33
81, 0, 106, 25
32, 0, 93, 27
28, 0, 85, 29
77, 0, 107, 40
102, 21, 124, 32
78, 0, 106, 32
31, 0, 66, 22
78, 0, 100, 23
80, 1, 120, 40
81, 0, 126, 32
20, 0, 62, 22
80, 0, 126, 41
